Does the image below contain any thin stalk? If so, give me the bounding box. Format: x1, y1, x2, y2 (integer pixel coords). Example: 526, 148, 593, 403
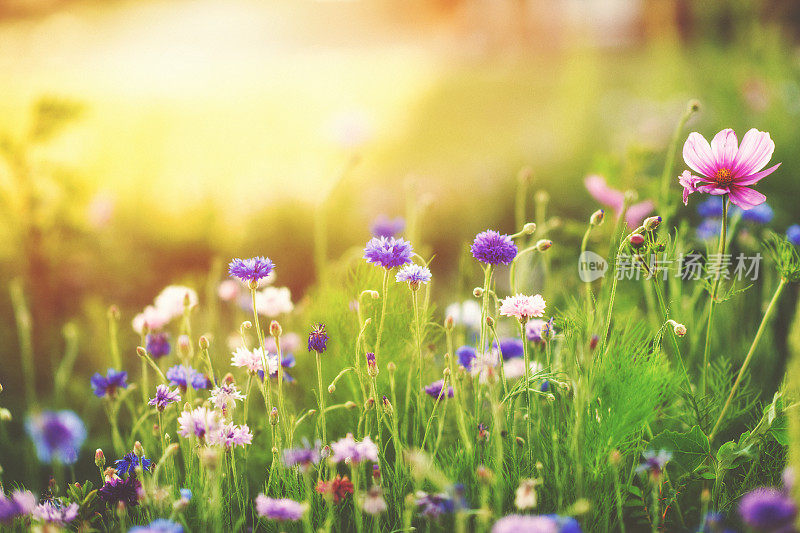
520, 321, 533, 467
374, 269, 390, 358
411, 288, 425, 444
316, 352, 327, 444
702, 196, 728, 396
659, 100, 698, 215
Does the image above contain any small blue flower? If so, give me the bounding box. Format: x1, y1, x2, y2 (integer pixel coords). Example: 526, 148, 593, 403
787, 224, 800, 246
146, 333, 171, 359
179, 488, 192, 501
307, 323, 329, 354
115, 452, 152, 477
165, 365, 208, 391
456, 346, 477, 370
128, 518, 183, 533
492, 338, 523, 360
742, 202, 773, 224
696, 218, 721, 241
26, 410, 86, 465
90, 368, 128, 398
739, 487, 796, 532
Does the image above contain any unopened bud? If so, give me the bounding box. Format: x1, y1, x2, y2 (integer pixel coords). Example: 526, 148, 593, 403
198, 336, 210, 350
365, 397, 375, 411
667, 320, 687, 337
516, 437, 525, 447
136, 346, 147, 358
95, 449, 106, 468
133, 441, 144, 458
590, 209, 605, 226
476, 465, 493, 484
473, 287, 483, 298
328, 384, 336, 394
643, 216, 662, 231
116, 501, 127, 516
535, 239, 552, 252
628, 234, 646, 249
443, 367, 451, 377
108, 305, 121, 320
701, 488, 710, 503
366, 352, 379, 377
270, 407, 279, 426
382, 395, 394, 417
522, 222, 537, 235
609, 449, 621, 466
223, 372, 235, 384
486, 316, 494, 327
270, 320, 282, 337
445, 316, 454, 330
178, 335, 191, 355
241, 321, 252, 330
366, 290, 379, 300
387, 362, 396, 375
345, 401, 357, 410
589, 334, 599, 351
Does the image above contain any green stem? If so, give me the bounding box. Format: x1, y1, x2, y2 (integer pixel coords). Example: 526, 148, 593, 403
520, 321, 533, 468
316, 352, 327, 444
374, 269, 390, 358
702, 196, 728, 397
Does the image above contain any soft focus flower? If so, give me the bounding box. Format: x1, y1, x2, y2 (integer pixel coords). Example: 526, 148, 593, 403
415, 491, 455, 518
252, 287, 294, 317
132, 305, 171, 334
361, 486, 387, 515
33, 500, 78, 525
316, 476, 355, 504
395, 264, 432, 289
456, 346, 478, 370
283, 440, 321, 470
492, 514, 560, 533
307, 323, 329, 354
217, 279, 241, 302
371, 215, 405, 238
99, 476, 142, 507
363, 236, 413, 269
738, 487, 797, 532
166, 365, 209, 391
696, 218, 721, 241
492, 338, 524, 360
471, 230, 518, 265
499, 294, 546, 321
91, 368, 129, 397
636, 449, 672, 478
330, 434, 379, 464
423, 379, 454, 399
264, 332, 301, 353
584, 174, 654, 227
177, 407, 221, 441
146, 332, 171, 359
228, 257, 275, 284
680, 128, 780, 209
526, 319, 555, 343
471, 350, 500, 384
154, 285, 198, 319
231, 347, 273, 375
210, 384, 246, 412
148, 385, 181, 411
115, 452, 152, 477
129, 519, 184, 533
503, 358, 543, 380
209, 422, 253, 449
255, 495, 307, 521
0, 490, 36, 524
515, 479, 541, 510
445, 300, 482, 330
787, 225, 800, 246
696, 197, 774, 223
26, 410, 86, 465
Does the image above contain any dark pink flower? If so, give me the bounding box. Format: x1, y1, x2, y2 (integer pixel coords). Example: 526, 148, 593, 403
680, 128, 779, 209
584, 175, 654, 227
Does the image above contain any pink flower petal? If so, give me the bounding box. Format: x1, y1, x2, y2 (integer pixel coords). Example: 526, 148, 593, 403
732, 128, 774, 177
728, 185, 766, 210
584, 174, 624, 212
735, 162, 780, 186
625, 200, 654, 227
710, 128, 738, 169
683, 132, 717, 178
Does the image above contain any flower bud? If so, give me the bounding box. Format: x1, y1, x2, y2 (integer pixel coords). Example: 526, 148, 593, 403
473, 287, 483, 298
486, 316, 494, 327
270, 407, 279, 426
136, 346, 147, 358
522, 222, 537, 235
443, 367, 451, 377
178, 335, 191, 355
345, 401, 357, 410
198, 336, 210, 350
667, 319, 687, 337
365, 397, 375, 411
95, 449, 106, 469
628, 234, 646, 249
270, 320, 282, 337
590, 209, 605, 226
535, 190, 549, 203
328, 384, 336, 394
366, 352, 379, 378
535, 239, 552, 252
516, 437, 525, 447
444, 315, 454, 330
589, 334, 599, 351
108, 305, 121, 320
382, 395, 394, 417
476, 465, 493, 484
387, 362, 396, 375
241, 321, 252, 330
0, 408, 11, 421
133, 441, 144, 458
223, 372, 235, 384
609, 449, 621, 466
643, 216, 662, 231
116, 501, 127, 516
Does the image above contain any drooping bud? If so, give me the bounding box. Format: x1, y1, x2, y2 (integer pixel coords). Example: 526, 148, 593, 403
667, 319, 687, 337
366, 290, 379, 300
643, 216, 662, 231
535, 239, 552, 252
198, 336, 210, 350
486, 316, 494, 328
628, 234, 646, 249
590, 209, 605, 226
95, 449, 106, 469
345, 401, 357, 410
241, 321, 252, 330
328, 384, 336, 394
522, 222, 537, 235
133, 441, 144, 458
473, 287, 483, 298
270, 320, 282, 337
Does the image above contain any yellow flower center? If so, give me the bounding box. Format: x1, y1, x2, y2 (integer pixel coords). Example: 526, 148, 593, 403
714, 168, 733, 185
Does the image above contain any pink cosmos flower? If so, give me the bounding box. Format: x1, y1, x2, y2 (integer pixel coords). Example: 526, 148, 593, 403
584, 174, 654, 227
680, 128, 779, 209
499, 294, 546, 321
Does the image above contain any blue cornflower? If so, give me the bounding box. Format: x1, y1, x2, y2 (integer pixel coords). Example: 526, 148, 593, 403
742, 202, 774, 224
146, 332, 171, 359
180, 488, 192, 501
540, 380, 550, 392
363, 237, 413, 269
471, 230, 518, 265
307, 323, 329, 354
165, 365, 209, 391
115, 452, 152, 477
228, 256, 275, 284
697, 197, 773, 224
696, 218, 721, 241
25, 410, 86, 465
148, 385, 181, 411
415, 491, 454, 518
129, 519, 184, 533
696, 197, 724, 218
492, 338, 523, 360
371, 215, 405, 238
395, 264, 431, 289
456, 346, 477, 370
544, 515, 583, 533
787, 224, 800, 246
423, 380, 454, 400
90, 368, 128, 397
99, 477, 141, 507
739, 487, 796, 532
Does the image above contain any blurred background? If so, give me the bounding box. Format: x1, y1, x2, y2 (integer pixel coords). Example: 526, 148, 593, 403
2, 0, 800, 451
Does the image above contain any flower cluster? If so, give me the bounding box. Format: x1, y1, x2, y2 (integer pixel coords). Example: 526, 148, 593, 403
316, 476, 355, 504
33, 500, 79, 526
133, 285, 198, 334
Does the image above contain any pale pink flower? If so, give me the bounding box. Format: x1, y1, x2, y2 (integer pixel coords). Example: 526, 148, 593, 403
154, 285, 198, 319
217, 280, 241, 302
503, 358, 543, 380
177, 407, 221, 440
132, 305, 171, 334
499, 294, 546, 321
209, 422, 252, 449
254, 287, 294, 317
584, 174, 654, 227
210, 384, 245, 412
680, 128, 780, 209
264, 332, 301, 353
231, 347, 277, 375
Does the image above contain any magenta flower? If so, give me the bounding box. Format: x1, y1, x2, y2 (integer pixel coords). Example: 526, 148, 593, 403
584, 175, 654, 227
680, 128, 779, 209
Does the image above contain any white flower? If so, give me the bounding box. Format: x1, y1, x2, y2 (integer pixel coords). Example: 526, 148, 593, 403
254, 287, 294, 317
231, 347, 277, 375
132, 305, 171, 334
515, 478, 541, 510
470, 350, 500, 384
210, 384, 246, 411
217, 280, 241, 302
503, 358, 543, 380
154, 285, 198, 319
445, 300, 482, 330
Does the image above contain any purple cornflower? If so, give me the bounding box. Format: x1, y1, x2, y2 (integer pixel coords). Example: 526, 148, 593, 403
0, 490, 36, 524
307, 323, 329, 354
423, 379, 454, 400
166, 365, 209, 391
209, 422, 253, 449
115, 452, 152, 477
491, 515, 560, 533
787, 225, 800, 246
99, 476, 142, 507
33, 500, 79, 525
363, 236, 413, 269
146, 332, 171, 359
283, 440, 321, 470
129, 519, 184, 533
148, 385, 181, 411
636, 449, 671, 478
544, 515, 583, 533
456, 345, 477, 370
739, 487, 797, 532
493, 337, 524, 360
415, 491, 455, 519
696, 218, 721, 241
228, 256, 275, 284
177, 407, 221, 441
371, 215, 405, 238
395, 264, 432, 289
330, 433, 379, 464
90, 368, 128, 397
25, 410, 86, 465
255, 495, 307, 521
471, 230, 518, 265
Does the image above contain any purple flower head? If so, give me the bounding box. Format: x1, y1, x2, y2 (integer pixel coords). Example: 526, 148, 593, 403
209, 422, 253, 449
26, 410, 86, 465
33, 500, 79, 525
0, 490, 36, 524
787, 225, 800, 247
115, 452, 152, 477
166, 365, 209, 391
146, 332, 171, 359
491, 515, 561, 533
363, 236, 413, 269
544, 515, 583, 533
307, 323, 329, 354
395, 264, 432, 289
371, 215, 405, 238
423, 379, 454, 399
228, 256, 275, 284
636, 449, 671, 477
283, 439, 321, 469
492, 338, 524, 360
456, 345, 478, 370
696, 218, 721, 241
177, 407, 221, 441
148, 385, 181, 411
129, 519, 184, 533
255, 495, 307, 521
415, 491, 454, 519
471, 230, 518, 265
90, 368, 128, 397
330, 434, 379, 464
739, 487, 797, 532
99, 476, 141, 507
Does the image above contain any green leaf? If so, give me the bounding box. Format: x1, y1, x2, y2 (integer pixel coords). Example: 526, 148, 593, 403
716, 440, 752, 473
649, 425, 710, 475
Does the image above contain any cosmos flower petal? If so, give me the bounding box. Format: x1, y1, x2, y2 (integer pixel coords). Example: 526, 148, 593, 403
732, 128, 775, 176
624, 200, 655, 227
584, 174, 624, 212
710, 128, 738, 168
734, 163, 780, 186
683, 132, 717, 178
728, 185, 767, 210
